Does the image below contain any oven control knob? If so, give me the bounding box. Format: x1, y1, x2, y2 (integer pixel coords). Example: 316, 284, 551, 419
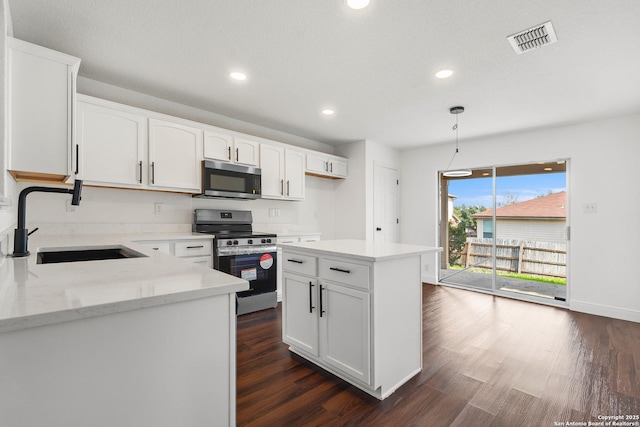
233, 240, 239, 245
248, 239, 253, 244
261, 239, 266, 244
226, 240, 233, 246
266, 238, 272, 243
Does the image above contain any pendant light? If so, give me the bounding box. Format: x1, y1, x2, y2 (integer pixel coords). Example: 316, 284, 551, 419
443, 106, 472, 177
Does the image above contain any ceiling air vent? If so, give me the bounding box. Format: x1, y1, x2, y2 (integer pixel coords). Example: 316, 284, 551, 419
507, 21, 557, 54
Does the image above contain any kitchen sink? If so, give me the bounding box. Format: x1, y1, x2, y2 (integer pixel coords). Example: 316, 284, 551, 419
36, 246, 147, 264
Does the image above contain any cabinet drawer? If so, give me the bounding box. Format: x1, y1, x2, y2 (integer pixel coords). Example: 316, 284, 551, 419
319, 258, 369, 290
185, 256, 213, 268
174, 240, 212, 257
282, 252, 317, 276
138, 241, 171, 254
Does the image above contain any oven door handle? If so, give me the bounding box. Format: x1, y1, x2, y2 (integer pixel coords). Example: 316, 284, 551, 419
216, 245, 277, 256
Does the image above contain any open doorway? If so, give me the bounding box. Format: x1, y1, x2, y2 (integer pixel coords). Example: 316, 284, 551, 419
439, 160, 568, 303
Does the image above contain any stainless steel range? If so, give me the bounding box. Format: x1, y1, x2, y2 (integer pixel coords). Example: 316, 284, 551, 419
193, 209, 277, 315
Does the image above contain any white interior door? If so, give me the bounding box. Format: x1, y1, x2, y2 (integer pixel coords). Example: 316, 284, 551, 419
374, 164, 399, 243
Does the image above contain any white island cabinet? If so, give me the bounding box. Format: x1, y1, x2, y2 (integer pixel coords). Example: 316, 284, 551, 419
280, 239, 441, 400
0, 234, 247, 427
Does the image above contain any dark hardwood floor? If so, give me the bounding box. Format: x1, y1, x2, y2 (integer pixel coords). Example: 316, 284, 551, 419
236, 284, 640, 426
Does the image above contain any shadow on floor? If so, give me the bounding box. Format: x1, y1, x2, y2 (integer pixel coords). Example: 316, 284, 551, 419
439, 268, 566, 300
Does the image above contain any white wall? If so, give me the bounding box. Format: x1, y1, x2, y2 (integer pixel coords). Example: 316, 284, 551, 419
334, 140, 400, 240
400, 113, 640, 323
335, 140, 366, 239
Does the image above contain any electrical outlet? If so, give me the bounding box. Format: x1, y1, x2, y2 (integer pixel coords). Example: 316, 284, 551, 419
583, 202, 597, 213
154, 203, 163, 215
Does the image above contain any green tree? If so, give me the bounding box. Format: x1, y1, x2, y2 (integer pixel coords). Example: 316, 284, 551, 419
449, 204, 486, 266
448, 221, 467, 266
453, 204, 486, 233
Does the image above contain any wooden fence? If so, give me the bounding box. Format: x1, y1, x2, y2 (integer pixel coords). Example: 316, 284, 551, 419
460, 238, 566, 278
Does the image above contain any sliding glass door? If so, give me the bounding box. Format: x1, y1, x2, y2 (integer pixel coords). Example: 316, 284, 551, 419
438, 161, 568, 304
439, 168, 494, 292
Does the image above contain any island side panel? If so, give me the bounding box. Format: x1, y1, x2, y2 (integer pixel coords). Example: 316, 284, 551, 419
373, 254, 423, 397
0, 294, 235, 427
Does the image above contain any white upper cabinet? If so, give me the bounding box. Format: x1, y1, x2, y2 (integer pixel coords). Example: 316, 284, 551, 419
148, 118, 202, 192
75, 97, 146, 188
203, 131, 233, 162
234, 137, 260, 166
260, 145, 305, 200
203, 131, 259, 166
306, 153, 348, 179
7, 37, 80, 182
260, 144, 285, 198
284, 150, 305, 200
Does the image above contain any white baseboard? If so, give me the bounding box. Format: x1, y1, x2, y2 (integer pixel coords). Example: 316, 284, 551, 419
570, 300, 640, 323
421, 273, 437, 284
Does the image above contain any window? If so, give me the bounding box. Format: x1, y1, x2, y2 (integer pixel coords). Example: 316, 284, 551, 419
482, 220, 493, 238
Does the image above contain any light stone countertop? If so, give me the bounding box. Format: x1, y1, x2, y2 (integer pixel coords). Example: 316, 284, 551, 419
278, 239, 442, 262
0, 233, 248, 334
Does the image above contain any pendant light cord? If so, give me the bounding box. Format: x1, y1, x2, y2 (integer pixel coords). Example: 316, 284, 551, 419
445, 114, 460, 170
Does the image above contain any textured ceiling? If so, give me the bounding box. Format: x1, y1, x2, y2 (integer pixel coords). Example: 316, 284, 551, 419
7, 0, 640, 149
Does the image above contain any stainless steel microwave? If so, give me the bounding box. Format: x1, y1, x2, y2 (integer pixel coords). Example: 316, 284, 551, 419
197, 160, 261, 199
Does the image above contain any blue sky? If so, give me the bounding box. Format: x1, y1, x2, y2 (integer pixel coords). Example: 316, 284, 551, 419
448, 173, 566, 208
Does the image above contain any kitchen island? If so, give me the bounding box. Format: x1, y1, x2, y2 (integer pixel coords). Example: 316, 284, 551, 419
0, 233, 247, 427
279, 239, 441, 400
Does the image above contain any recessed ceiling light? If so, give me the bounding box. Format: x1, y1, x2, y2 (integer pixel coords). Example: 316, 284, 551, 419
435, 69, 454, 79
346, 0, 370, 10
321, 109, 335, 116
544, 167, 553, 171
229, 72, 247, 81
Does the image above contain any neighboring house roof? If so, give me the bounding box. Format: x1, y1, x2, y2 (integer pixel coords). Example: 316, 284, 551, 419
472, 191, 566, 219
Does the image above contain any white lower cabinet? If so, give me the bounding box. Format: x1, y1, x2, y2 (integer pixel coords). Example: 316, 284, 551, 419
282, 274, 319, 356
319, 281, 371, 384
136, 238, 213, 268
282, 247, 423, 400
283, 274, 371, 385
283, 256, 371, 387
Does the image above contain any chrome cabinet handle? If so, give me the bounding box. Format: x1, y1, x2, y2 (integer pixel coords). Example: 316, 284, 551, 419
138, 161, 143, 183
286, 180, 290, 196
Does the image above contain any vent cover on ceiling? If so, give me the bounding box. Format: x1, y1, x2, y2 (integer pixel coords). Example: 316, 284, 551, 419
507, 21, 557, 54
